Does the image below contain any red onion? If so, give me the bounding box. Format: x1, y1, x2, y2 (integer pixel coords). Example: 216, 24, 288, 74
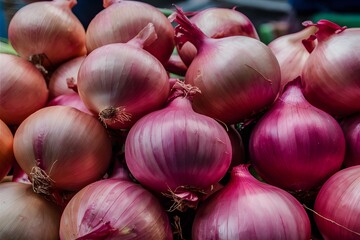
8, 0, 86, 69
48, 56, 85, 99
60, 179, 173, 239
47, 93, 93, 115
86, 0, 174, 64
249, 78, 345, 192
341, 113, 360, 167
268, 25, 317, 93
0, 182, 61, 239
175, 7, 259, 67
192, 164, 311, 239
125, 80, 232, 211
0, 53, 48, 125
13, 106, 112, 204
0, 119, 14, 181
313, 165, 360, 239
78, 23, 170, 129
174, 7, 280, 124
301, 20, 360, 117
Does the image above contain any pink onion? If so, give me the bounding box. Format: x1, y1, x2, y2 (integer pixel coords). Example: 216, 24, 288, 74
268, 25, 317, 93
48, 56, 85, 99
0, 119, 14, 181
86, 0, 174, 64
60, 179, 173, 239
78, 23, 170, 129
13, 106, 112, 204
174, 7, 280, 124
341, 113, 360, 167
47, 93, 93, 115
192, 164, 311, 239
0, 53, 48, 125
0, 182, 61, 239
125, 80, 232, 211
175, 7, 259, 67
313, 165, 360, 239
249, 78, 345, 192
301, 20, 360, 117
8, 0, 86, 69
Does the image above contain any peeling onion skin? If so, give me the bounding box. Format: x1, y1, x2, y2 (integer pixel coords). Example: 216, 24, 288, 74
314, 165, 360, 240
60, 179, 173, 240
192, 164, 311, 240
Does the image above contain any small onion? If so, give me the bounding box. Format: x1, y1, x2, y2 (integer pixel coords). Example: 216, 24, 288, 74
13, 106, 112, 203
0, 182, 61, 239
125, 80, 232, 211
313, 165, 360, 239
0, 53, 48, 125
192, 164, 311, 239
0, 119, 15, 181
8, 0, 86, 68
60, 179, 173, 240
341, 113, 360, 167
249, 78, 345, 192
47, 93, 93, 115
86, 0, 175, 64
174, 7, 280, 124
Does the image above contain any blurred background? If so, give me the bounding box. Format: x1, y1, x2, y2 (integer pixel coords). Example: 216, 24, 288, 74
1, 0, 360, 44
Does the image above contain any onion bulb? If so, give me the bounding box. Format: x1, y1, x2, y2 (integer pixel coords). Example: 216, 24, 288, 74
0, 119, 14, 181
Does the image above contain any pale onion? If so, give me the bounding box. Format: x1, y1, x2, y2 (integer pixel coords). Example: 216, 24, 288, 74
0, 119, 14, 181
60, 179, 173, 239
313, 165, 360, 239
301, 20, 360, 117
192, 164, 311, 239
174, 7, 280, 124
78, 23, 170, 129
249, 78, 345, 192
86, 0, 174, 64
13, 106, 112, 204
0, 53, 48, 125
125, 80, 232, 211
8, 0, 86, 69
0, 182, 61, 239
341, 113, 360, 167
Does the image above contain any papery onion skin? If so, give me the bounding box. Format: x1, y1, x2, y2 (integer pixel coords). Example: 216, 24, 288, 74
13, 106, 112, 195
8, 0, 86, 68
174, 7, 280, 124
341, 113, 360, 167
301, 20, 360, 117
47, 93, 93, 115
0, 53, 48, 125
48, 56, 85, 99
249, 78, 345, 191
60, 179, 173, 240
192, 164, 311, 240
0, 182, 61, 240
86, 0, 174, 64
177, 7, 259, 66
0, 119, 15, 181
314, 165, 360, 240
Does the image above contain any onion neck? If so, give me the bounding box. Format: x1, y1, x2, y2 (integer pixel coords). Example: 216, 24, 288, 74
279, 77, 309, 106
303, 20, 346, 43
103, 0, 122, 8
167, 79, 201, 105
231, 164, 255, 181
126, 23, 158, 49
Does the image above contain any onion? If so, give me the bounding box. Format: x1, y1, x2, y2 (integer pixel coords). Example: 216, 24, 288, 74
174, 7, 280, 124
340, 113, 360, 167
0, 119, 14, 181
301, 20, 360, 117
47, 93, 93, 115
78, 23, 170, 129
0, 182, 61, 239
227, 125, 245, 170
313, 165, 360, 239
268, 25, 317, 93
60, 179, 173, 239
175, 7, 259, 67
13, 106, 112, 204
0, 53, 48, 125
86, 0, 174, 64
8, 0, 86, 69
249, 78, 345, 192
48, 56, 85, 99
125, 80, 232, 211
192, 164, 311, 239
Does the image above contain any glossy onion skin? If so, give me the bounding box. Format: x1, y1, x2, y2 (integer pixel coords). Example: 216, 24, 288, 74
314, 165, 360, 240
60, 179, 173, 240
192, 165, 311, 240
